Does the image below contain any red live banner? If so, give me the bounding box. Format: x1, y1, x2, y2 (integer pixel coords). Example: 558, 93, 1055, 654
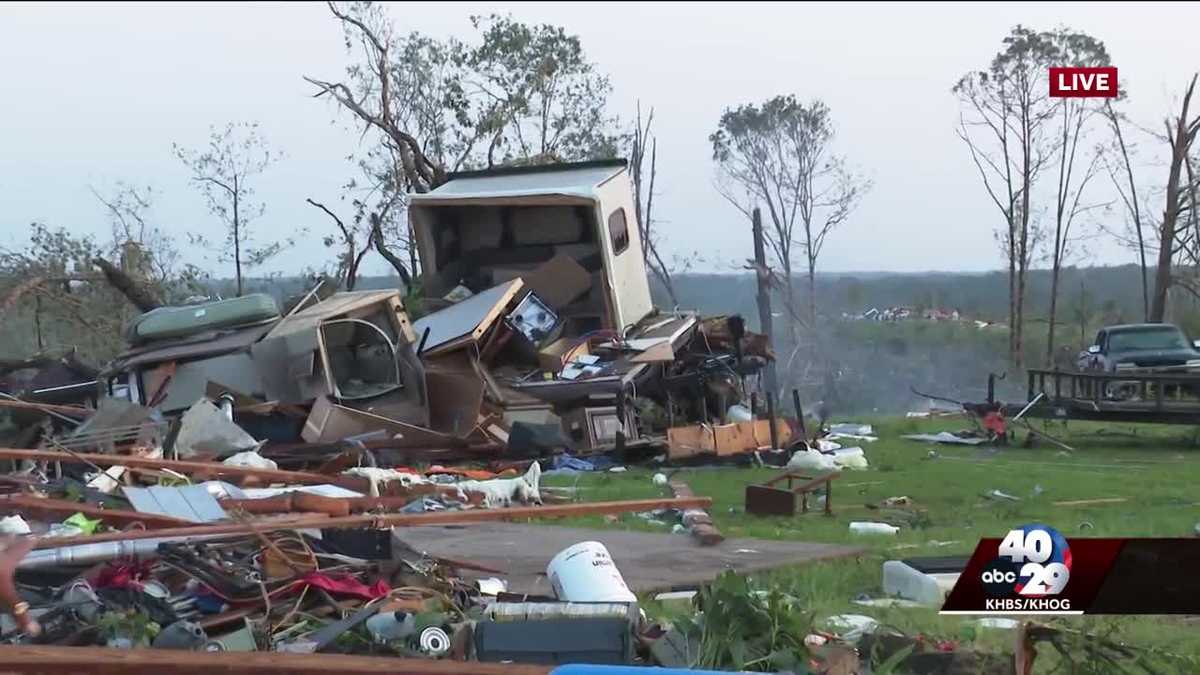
1049, 67, 1118, 98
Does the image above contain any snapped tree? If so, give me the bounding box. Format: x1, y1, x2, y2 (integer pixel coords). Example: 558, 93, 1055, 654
1149, 74, 1200, 321
710, 95, 869, 345
173, 122, 296, 296
630, 102, 678, 306
0, 188, 206, 361
307, 2, 622, 287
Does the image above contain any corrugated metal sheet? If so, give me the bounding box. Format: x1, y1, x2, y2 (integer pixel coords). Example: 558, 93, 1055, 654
123, 485, 227, 522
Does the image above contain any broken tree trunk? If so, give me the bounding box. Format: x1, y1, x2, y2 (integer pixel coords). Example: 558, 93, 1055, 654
92, 257, 162, 312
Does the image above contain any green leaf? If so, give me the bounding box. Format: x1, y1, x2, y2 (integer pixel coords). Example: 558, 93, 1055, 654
874, 644, 916, 675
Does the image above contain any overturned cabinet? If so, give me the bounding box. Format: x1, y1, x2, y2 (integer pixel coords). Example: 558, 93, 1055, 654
252, 290, 429, 427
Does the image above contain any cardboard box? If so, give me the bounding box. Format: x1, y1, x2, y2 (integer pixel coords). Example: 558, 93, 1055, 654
538, 338, 590, 372
667, 418, 792, 459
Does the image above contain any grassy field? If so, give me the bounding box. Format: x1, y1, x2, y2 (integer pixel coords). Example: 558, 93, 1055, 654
544, 415, 1200, 670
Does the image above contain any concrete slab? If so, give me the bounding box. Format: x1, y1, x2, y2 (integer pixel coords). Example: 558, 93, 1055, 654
396, 523, 863, 596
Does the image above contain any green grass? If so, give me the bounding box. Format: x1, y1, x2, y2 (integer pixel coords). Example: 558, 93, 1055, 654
543, 416, 1200, 669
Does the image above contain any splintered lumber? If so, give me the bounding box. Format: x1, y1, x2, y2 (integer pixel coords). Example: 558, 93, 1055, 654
0, 400, 92, 417
0, 448, 366, 490
669, 480, 724, 546
30, 497, 713, 550
2, 495, 192, 530
0, 645, 552, 675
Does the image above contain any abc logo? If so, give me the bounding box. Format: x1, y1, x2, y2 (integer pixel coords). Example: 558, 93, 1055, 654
979, 524, 1072, 597
980, 558, 1022, 596
981, 569, 1016, 584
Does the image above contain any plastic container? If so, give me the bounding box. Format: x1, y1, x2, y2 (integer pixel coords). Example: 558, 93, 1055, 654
365, 611, 416, 643
547, 541, 637, 603
849, 522, 899, 536
726, 404, 753, 422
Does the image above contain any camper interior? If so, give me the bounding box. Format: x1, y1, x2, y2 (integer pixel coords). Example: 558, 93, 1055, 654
414, 201, 610, 335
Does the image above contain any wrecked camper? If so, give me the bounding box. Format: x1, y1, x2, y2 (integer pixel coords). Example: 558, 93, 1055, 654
406, 159, 772, 452
85, 159, 772, 460
99, 290, 430, 445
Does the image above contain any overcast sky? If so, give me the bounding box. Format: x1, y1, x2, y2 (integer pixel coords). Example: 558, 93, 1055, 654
2, 2, 1198, 279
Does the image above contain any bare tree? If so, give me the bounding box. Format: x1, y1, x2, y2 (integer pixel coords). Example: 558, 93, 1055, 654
306, 198, 372, 290
954, 25, 1060, 366
173, 122, 295, 296
630, 103, 677, 306
1102, 100, 1150, 320
1149, 74, 1200, 321
711, 95, 869, 339
1045, 30, 1112, 365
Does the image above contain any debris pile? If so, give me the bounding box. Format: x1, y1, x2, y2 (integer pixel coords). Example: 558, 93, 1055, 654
0, 160, 875, 668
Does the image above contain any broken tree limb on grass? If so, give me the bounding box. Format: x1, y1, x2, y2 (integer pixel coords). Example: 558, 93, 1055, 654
29, 496, 714, 550
669, 480, 724, 545
0, 448, 366, 490
1019, 420, 1076, 452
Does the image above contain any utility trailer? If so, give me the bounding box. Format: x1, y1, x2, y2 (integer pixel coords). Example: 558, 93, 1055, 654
991, 369, 1200, 425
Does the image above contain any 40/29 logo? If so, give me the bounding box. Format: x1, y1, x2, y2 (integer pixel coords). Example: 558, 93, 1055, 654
980, 524, 1071, 597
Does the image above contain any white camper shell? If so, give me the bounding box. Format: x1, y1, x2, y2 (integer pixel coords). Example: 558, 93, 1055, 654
408, 160, 655, 335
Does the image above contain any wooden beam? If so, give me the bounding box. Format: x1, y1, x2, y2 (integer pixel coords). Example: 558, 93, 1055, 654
1, 495, 192, 529
0, 645, 552, 675
1051, 497, 1127, 507
0, 448, 365, 490
31, 497, 713, 550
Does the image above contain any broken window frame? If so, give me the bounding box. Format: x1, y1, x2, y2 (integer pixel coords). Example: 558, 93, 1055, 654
607, 208, 630, 255
318, 317, 404, 402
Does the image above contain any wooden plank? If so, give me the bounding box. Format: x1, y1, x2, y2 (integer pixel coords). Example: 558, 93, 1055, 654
1, 495, 193, 529
0, 645, 552, 675
1051, 497, 1127, 507
31, 497, 713, 550
0, 448, 365, 490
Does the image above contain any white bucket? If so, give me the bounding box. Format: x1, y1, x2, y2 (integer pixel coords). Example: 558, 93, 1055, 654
546, 541, 637, 603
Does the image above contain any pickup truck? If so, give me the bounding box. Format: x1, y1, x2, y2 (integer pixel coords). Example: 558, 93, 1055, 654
1076, 323, 1200, 373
